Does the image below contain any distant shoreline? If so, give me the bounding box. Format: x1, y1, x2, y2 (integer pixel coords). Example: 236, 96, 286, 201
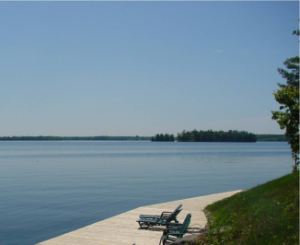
0, 136, 150, 141
0, 134, 286, 142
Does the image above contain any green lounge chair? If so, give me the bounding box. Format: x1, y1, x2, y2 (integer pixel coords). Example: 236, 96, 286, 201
159, 213, 192, 245
137, 204, 182, 229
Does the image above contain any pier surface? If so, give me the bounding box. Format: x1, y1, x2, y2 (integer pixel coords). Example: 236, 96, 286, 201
39, 190, 240, 245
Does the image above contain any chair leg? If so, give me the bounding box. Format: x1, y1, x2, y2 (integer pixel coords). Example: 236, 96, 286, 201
163, 236, 167, 245
139, 222, 150, 229
159, 235, 168, 245
139, 222, 144, 228
160, 230, 168, 245
159, 235, 163, 245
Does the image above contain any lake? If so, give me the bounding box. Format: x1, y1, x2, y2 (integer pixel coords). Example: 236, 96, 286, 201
0, 141, 291, 245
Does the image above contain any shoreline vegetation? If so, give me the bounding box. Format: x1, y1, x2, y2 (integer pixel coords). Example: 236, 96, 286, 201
194, 171, 299, 244
152, 130, 287, 142
0, 136, 150, 141
177, 130, 256, 142
255, 134, 287, 141
152, 130, 257, 142
0, 133, 286, 142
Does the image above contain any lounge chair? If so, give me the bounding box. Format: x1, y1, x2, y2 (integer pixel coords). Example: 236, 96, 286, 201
159, 213, 192, 245
137, 204, 182, 229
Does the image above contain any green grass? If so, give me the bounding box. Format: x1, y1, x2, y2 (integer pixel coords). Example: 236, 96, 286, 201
198, 172, 299, 245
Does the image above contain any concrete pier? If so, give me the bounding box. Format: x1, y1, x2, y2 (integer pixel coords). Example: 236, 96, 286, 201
39, 190, 240, 245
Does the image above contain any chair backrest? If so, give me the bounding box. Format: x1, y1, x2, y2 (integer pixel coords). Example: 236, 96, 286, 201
166, 204, 183, 222
179, 213, 191, 233
174, 204, 183, 212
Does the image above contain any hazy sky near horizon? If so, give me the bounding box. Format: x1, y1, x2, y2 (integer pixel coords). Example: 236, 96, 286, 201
0, 1, 299, 136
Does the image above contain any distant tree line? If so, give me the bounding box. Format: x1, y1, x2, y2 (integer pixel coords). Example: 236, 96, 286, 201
151, 134, 175, 142
151, 130, 257, 142
0, 133, 286, 142
0, 136, 150, 141
177, 130, 256, 142
256, 134, 287, 142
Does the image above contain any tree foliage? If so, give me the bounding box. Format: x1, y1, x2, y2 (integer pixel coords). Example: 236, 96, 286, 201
177, 129, 256, 142
151, 134, 175, 142
272, 32, 299, 170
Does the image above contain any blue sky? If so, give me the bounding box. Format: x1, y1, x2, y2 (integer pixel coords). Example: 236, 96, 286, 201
0, 2, 298, 136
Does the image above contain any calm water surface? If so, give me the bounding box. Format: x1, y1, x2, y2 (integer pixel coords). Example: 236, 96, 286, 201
0, 141, 291, 244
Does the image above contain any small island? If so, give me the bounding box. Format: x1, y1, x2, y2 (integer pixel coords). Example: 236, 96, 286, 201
177, 130, 257, 142
151, 130, 257, 142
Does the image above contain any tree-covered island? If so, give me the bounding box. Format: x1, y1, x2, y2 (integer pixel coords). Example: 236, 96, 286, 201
151, 130, 257, 142
177, 130, 256, 142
